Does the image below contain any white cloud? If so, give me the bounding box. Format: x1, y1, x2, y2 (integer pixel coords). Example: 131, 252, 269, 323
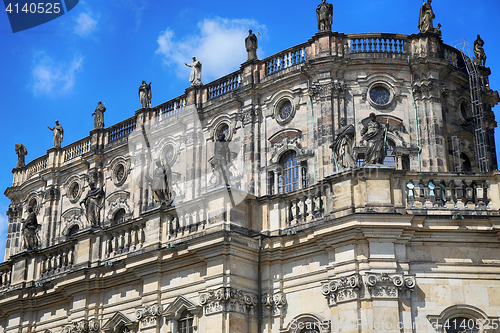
156, 17, 266, 83
32, 53, 83, 96
74, 12, 98, 37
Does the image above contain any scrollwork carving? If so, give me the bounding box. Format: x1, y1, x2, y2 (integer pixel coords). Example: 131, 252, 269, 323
365, 273, 416, 299
135, 303, 163, 326
321, 274, 361, 306
199, 287, 257, 316
62, 319, 98, 333
261, 291, 287, 317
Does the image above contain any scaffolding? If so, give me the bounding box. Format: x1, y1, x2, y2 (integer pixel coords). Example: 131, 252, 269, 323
452, 136, 462, 172
453, 38, 489, 173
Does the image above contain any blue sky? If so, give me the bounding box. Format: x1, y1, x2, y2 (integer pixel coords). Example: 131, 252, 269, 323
0, 0, 499, 261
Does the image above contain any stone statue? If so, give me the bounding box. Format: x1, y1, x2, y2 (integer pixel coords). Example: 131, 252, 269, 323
139, 81, 152, 108
48, 120, 64, 148
80, 181, 105, 227
185, 57, 202, 87
245, 29, 258, 61
316, 0, 333, 32
330, 118, 356, 170
418, 0, 435, 33
360, 113, 386, 165
15, 143, 27, 168
474, 34, 487, 66
92, 101, 106, 129
145, 159, 173, 206
22, 206, 39, 250
210, 132, 232, 186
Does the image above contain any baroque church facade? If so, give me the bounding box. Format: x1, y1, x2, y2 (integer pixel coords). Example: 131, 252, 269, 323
1, 2, 500, 333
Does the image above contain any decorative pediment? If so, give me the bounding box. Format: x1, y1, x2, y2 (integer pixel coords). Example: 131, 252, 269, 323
101, 311, 136, 333
61, 207, 84, 236
105, 191, 132, 222
163, 295, 201, 320
268, 129, 306, 163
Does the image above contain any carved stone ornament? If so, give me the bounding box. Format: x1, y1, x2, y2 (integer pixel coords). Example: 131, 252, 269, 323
237, 108, 256, 127
412, 80, 446, 99
62, 319, 98, 333
308, 82, 345, 101
268, 129, 305, 164
365, 273, 416, 299
261, 291, 287, 317
199, 287, 258, 316
135, 303, 163, 326
321, 273, 362, 306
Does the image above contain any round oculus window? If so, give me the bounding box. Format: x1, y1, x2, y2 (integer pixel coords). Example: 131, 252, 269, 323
279, 100, 292, 120
369, 86, 390, 106
69, 183, 80, 200
115, 164, 126, 183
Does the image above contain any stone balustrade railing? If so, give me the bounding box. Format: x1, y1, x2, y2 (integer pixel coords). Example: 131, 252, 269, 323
9, 33, 468, 187
165, 200, 207, 240
103, 221, 146, 258
108, 116, 137, 143
206, 71, 242, 100
404, 173, 495, 211
39, 243, 75, 279
264, 43, 307, 76
347, 33, 407, 54
154, 95, 187, 121
64, 136, 91, 162
442, 44, 459, 67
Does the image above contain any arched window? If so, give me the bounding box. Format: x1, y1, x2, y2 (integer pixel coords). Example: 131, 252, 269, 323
178, 309, 194, 333
113, 208, 126, 224
279, 151, 299, 194
383, 140, 396, 167
68, 225, 79, 238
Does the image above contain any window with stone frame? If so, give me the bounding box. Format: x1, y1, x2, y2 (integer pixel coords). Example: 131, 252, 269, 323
178, 309, 194, 333
113, 208, 126, 224
278, 151, 299, 193
68, 225, 79, 238
383, 140, 396, 168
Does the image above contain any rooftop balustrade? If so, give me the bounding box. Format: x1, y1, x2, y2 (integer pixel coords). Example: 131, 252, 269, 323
10, 32, 466, 187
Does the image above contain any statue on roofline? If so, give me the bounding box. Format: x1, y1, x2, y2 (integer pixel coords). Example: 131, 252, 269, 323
48, 120, 64, 148
92, 101, 106, 129
474, 34, 487, 66
316, 0, 333, 32
245, 29, 258, 61
185, 57, 202, 87
139, 81, 152, 109
15, 143, 27, 168
418, 0, 439, 34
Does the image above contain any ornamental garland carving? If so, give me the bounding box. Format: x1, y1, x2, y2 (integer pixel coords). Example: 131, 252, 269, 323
62, 319, 99, 333
135, 303, 163, 325
321, 273, 416, 307
321, 273, 361, 306
365, 273, 416, 299
262, 291, 287, 317
199, 287, 258, 316
270, 136, 304, 161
